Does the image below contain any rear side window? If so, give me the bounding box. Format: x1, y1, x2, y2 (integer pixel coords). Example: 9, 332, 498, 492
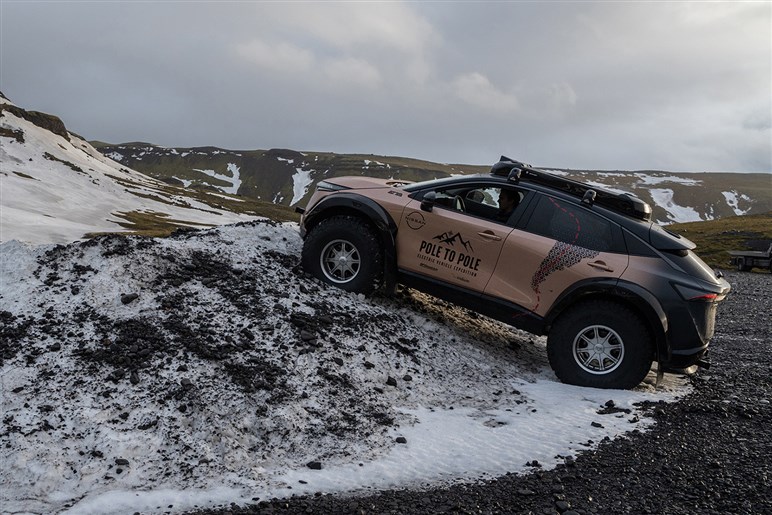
661, 250, 719, 284
525, 195, 624, 253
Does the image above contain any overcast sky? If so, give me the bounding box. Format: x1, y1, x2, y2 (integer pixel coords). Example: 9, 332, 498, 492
1, 1, 770, 172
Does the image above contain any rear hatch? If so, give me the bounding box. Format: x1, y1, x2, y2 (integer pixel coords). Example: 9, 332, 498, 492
647, 224, 727, 288
623, 222, 730, 350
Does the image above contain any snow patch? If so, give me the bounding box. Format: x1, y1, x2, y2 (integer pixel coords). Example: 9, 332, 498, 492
722, 190, 752, 216
635, 174, 701, 186
290, 168, 314, 206
191, 164, 241, 195
271, 381, 677, 498
225, 163, 241, 195
649, 188, 703, 223
171, 177, 192, 188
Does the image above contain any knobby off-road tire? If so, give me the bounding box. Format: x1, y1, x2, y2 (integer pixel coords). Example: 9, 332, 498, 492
547, 300, 653, 389
301, 216, 384, 294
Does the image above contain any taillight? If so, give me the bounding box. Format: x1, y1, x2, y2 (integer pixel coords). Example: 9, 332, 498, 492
672, 283, 722, 302
689, 293, 718, 302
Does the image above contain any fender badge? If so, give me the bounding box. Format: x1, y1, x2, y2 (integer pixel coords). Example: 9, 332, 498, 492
405, 211, 426, 230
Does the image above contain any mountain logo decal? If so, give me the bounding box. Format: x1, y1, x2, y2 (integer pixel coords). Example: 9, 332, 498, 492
433, 232, 474, 253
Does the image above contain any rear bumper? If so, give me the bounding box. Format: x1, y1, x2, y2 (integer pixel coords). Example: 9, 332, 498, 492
666, 344, 709, 368
661, 295, 723, 368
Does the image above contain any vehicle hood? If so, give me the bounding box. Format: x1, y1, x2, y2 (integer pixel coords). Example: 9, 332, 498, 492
326, 176, 412, 189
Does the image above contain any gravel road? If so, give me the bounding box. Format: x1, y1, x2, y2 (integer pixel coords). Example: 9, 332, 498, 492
196, 270, 771, 515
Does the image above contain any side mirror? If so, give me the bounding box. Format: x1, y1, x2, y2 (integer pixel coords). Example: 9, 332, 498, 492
420, 192, 436, 212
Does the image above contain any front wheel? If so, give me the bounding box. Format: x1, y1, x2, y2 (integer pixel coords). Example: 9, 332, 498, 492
547, 300, 653, 389
301, 216, 383, 294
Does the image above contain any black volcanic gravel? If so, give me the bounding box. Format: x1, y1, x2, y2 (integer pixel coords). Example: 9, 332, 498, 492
193, 270, 771, 515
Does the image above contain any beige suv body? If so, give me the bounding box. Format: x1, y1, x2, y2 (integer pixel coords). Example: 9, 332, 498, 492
297, 159, 730, 389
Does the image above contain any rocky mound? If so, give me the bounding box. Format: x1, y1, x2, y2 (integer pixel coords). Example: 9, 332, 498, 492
0, 221, 685, 514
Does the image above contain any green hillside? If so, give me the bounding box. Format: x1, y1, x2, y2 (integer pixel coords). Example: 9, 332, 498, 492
94, 143, 771, 225
670, 211, 772, 270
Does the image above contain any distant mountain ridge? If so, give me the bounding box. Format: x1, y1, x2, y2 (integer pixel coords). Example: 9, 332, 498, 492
94, 141, 771, 225
91, 142, 461, 205
2, 92, 769, 247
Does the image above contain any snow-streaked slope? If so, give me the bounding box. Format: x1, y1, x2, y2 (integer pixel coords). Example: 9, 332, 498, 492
0, 97, 254, 245
0, 222, 688, 515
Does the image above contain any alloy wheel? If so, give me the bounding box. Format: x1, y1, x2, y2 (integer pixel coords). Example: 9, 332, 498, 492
572, 325, 625, 374
320, 239, 361, 284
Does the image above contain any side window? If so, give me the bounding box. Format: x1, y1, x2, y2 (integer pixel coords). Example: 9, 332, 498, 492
465, 187, 502, 208
424, 185, 524, 225
428, 188, 463, 211
525, 196, 622, 253
487, 187, 523, 224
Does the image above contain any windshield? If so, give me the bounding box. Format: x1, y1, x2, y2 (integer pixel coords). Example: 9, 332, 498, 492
402, 174, 487, 193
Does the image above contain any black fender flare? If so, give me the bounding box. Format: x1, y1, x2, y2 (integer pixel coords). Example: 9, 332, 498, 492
303, 193, 399, 291
544, 278, 670, 361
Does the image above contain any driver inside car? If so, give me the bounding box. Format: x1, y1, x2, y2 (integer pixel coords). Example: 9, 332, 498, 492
496, 188, 519, 222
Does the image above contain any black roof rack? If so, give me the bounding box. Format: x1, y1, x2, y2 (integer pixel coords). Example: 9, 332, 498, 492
491, 156, 652, 222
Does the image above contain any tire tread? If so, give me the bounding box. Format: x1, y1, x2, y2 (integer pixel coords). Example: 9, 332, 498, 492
301, 215, 383, 294
547, 299, 653, 389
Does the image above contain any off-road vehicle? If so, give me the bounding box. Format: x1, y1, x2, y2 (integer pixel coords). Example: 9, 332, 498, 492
297, 157, 730, 389
728, 242, 772, 272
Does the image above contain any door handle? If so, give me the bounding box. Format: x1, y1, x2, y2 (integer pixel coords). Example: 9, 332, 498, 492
587, 260, 614, 272
478, 231, 502, 241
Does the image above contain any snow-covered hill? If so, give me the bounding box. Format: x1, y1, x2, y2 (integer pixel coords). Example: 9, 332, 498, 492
0, 95, 257, 245
0, 222, 688, 514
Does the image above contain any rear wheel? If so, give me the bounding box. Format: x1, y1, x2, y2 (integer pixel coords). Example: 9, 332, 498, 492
301, 216, 383, 294
548, 300, 653, 389
737, 258, 748, 272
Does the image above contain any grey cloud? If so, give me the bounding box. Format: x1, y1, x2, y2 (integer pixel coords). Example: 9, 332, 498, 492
743, 111, 772, 132
1, 1, 769, 171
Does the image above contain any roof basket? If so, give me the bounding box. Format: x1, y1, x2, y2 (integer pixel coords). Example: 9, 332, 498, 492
490, 156, 652, 221
490, 155, 531, 177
